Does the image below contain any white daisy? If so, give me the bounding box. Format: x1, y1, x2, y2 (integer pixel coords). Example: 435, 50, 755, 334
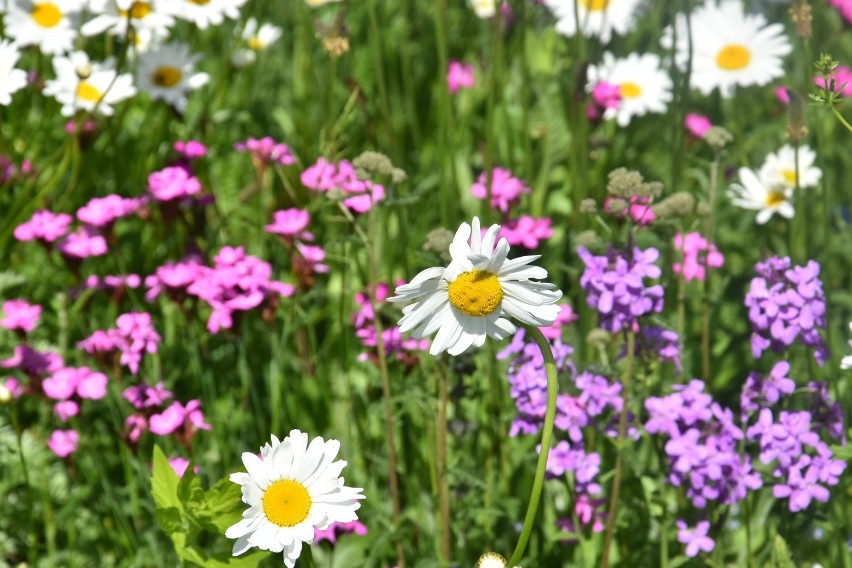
661, 0, 792, 97
478, 552, 509, 567
171, 0, 246, 29
728, 167, 794, 224
389, 217, 562, 356
81, 0, 174, 41
758, 144, 822, 190
230, 17, 283, 67
135, 42, 209, 112
304, 0, 342, 6
469, 0, 496, 18
543, 0, 643, 43
587, 52, 672, 127
0, 40, 28, 106
225, 430, 365, 568
4, 0, 84, 55
42, 51, 137, 116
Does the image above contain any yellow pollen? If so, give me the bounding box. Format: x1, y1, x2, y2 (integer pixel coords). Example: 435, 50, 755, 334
247, 37, 264, 51
118, 1, 152, 19
152, 66, 182, 88
581, 0, 610, 11
716, 44, 751, 71
32, 2, 63, 27
448, 270, 503, 317
765, 190, 786, 207
619, 82, 642, 98
76, 81, 102, 103
189, 0, 211, 4
262, 480, 312, 527
781, 169, 797, 185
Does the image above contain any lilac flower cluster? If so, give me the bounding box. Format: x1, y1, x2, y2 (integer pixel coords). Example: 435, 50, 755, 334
352, 283, 429, 367
578, 246, 664, 332
123, 382, 211, 447
739, 360, 795, 418
645, 380, 762, 508
745, 256, 828, 365
634, 325, 683, 372
301, 158, 385, 214
78, 312, 161, 375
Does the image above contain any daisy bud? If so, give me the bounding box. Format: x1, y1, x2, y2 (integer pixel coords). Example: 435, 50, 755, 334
703, 126, 733, 150
695, 202, 712, 218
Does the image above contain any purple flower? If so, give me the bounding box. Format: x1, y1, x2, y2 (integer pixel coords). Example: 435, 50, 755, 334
676, 520, 714, 557
635, 326, 682, 372
314, 520, 368, 545
14, 210, 73, 243
740, 361, 795, 417
147, 165, 202, 202
0, 299, 41, 333
123, 382, 173, 409
174, 140, 207, 160
470, 168, 530, 214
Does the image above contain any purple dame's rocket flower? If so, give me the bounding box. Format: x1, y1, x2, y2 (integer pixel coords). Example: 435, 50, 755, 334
676, 520, 715, 557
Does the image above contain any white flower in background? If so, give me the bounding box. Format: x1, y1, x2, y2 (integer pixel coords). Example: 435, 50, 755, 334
172, 0, 247, 29
389, 217, 562, 356
304, 0, 342, 6
225, 431, 365, 568
81, 0, 174, 40
661, 0, 792, 97
0, 40, 28, 106
230, 17, 283, 67
4, 0, 84, 55
587, 52, 672, 126
841, 322, 852, 370
543, 0, 642, 43
136, 42, 209, 113
759, 144, 822, 190
43, 51, 136, 116
728, 167, 794, 224
469, 0, 497, 18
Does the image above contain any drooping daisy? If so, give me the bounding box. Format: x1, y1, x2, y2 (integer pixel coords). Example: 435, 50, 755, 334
587, 52, 672, 127
728, 167, 793, 224
171, 0, 247, 29
136, 42, 209, 113
0, 41, 28, 106
81, 0, 175, 40
388, 217, 562, 356
4, 0, 84, 55
543, 0, 643, 43
758, 144, 822, 190
43, 51, 137, 116
230, 17, 283, 67
225, 430, 365, 568
661, 0, 792, 97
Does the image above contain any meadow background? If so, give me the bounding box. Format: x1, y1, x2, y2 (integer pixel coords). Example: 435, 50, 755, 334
1, 0, 852, 566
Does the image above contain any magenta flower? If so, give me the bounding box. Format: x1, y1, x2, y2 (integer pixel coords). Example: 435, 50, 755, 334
78, 312, 161, 375
265, 208, 310, 237
498, 215, 553, 249
149, 401, 185, 435
168, 457, 199, 477
447, 60, 475, 94
43, 366, 108, 400
470, 168, 530, 214
13, 210, 73, 243
673, 232, 724, 282
684, 113, 712, 138
59, 228, 108, 259
0, 299, 42, 333
314, 520, 368, 545
125, 414, 147, 443
54, 400, 79, 422
174, 140, 208, 159
538, 304, 577, 340
592, 81, 621, 110
676, 520, 714, 557
123, 382, 173, 409
775, 86, 791, 105
301, 158, 385, 213
234, 136, 296, 166
1, 345, 64, 376
77, 195, 146, 228
147, 165, 202, 202
47, 429, 79, 458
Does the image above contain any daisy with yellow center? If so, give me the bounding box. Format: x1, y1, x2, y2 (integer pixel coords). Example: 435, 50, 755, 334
759, 144, 822, 191
543, 0, 643, 43
661, 0, 792, 97
728, 167, 794, 225
42, 51, 137, 116
171, 0, 247, 29
82, 0, 175, 42
226, 430, 365, 568
389, 217, 562, 356
136, 42, 209, 113
0, 41, 28, 107
587, 52, 673, 127
4, 0, 83, 55
230, 17, 283, 68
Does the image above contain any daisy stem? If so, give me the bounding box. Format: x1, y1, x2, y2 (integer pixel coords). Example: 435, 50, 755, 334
701, 151, 720, 384
435, 360, 452, 565
600, 329, 635, 568
302, 545, 316, 567
508, 324, 558, 566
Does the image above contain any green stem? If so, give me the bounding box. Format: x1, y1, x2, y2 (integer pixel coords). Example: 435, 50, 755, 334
701, 152, 720, 384
829, 104, 852, 133
600, 329, 636, 568
436, 361, 451, 565
10, 406, 37, 566
508, 325, 558, 566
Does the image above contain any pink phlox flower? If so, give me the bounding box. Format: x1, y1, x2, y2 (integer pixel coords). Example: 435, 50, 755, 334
676, 520, 715, 557
47, 429, 79, 458
470, 167, 530, 214
174, 140, 208, 159
301, 159, 385, 213
77, 195, 146, 228
673, 232, 724, 282
123, 382, 173, 409
498, 215, 553, 249
447, 60, 475, 94
295, 244, 330, 274
183, 399, 211, 430
78, 312, 160, 375
149, 401, 185, 435
147, 165, 202, 202
814, 64, 852, 97
145, 258, 206, 300
604, 196, 655, 225
14, 210, 73, 243
1, 346, 64, 375
265, 208, 310, 237
300, 157, 338, 191
0, 299, 42, 333
684, 113, 712, 138
43, 366, 108, 400
234, 136, 296, 165
59, 228, 108, 259
54, 400, 79, 422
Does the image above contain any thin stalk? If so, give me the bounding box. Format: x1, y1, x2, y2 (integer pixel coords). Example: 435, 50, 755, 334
701, 152, 720, 383
10, 406, 37, 565
600, 329, 636, 568
436, 361, 451, 565
508, 325, 558, 566
829, 105, 852, 132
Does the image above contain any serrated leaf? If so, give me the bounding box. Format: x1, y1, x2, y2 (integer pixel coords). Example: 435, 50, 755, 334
152, 445, 182, 513
772, 534, 795, 568
178, 462, 204, 510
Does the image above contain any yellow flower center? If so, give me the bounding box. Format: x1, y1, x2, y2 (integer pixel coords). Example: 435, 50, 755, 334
76, 81, 103, 103
716, 44, 751, 71
247, 37, 264, 51
119, 1, 152, 19
448, 270, 503, 317
619, 82, 642, 98
152, 66, 182, 88
262, 479, 312, 527
189, 0, 211, 4
765, 190, 786, 207
781, 169, 797, 185
32, 2, 63, 28
581, 0, 609, 11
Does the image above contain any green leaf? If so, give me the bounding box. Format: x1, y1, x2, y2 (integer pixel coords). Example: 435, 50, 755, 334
152, 445, 182, 513
772, 535, 795, 568
178, 461, 204, 510
193, 476, 245, 533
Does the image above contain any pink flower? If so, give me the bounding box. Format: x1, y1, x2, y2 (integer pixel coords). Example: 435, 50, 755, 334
539, 304, 578, 339
147, 165, 202, 201
343, 182, 385, 214
168, 457, 199, 477
265, 208, 310, 237
77, 195, 146, 228
295, 244, 330, 274
1, 345, 64, 375
234, 136, 296, 165
78, 312, 160, 375
76, 368, 108, 399
3, 377, 24, 399
684, 113, 712, 138
0, 299, 41, 333
498, 215, 553, 249
54, 400, 79, 422
314, 520, 368, 545
301, 159, 385, 213
47, 429, 79, 458
123, 382, 173, 409
149, 401, 185, 435
447, 61, 475, 94
673, 232, 724, 282
814, 65, 852, 97
13, 210, 73, 243
470, 168, 530, 214
174, 140, 208, 159
43, 366, 108, 400
125, 414, 147, 443
604, 196, 655, 225
592, 81, 622, 110
59, 228, 108, 258
775, 86, 791, 105
829, 0, 852, 24
300, 158, 338, 191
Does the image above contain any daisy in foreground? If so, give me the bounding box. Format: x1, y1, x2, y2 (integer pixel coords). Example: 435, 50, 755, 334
389, 217, 562, 356
728, 167, 793, 224
226, 430, 364, 568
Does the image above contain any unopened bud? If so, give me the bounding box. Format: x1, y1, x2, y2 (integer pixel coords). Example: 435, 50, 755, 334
424, 227, 454, 263
353, 151, 394, 177
575, 230, 602, 249
0, 383, 12, 404
653, 192, 696, 218
695, 201, 712, 217
704, 126, 733, 150
580, 198, 597, 214
586, 328, 611, 348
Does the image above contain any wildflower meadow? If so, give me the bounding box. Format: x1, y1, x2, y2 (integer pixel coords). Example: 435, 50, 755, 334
2, 0, 852, 566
